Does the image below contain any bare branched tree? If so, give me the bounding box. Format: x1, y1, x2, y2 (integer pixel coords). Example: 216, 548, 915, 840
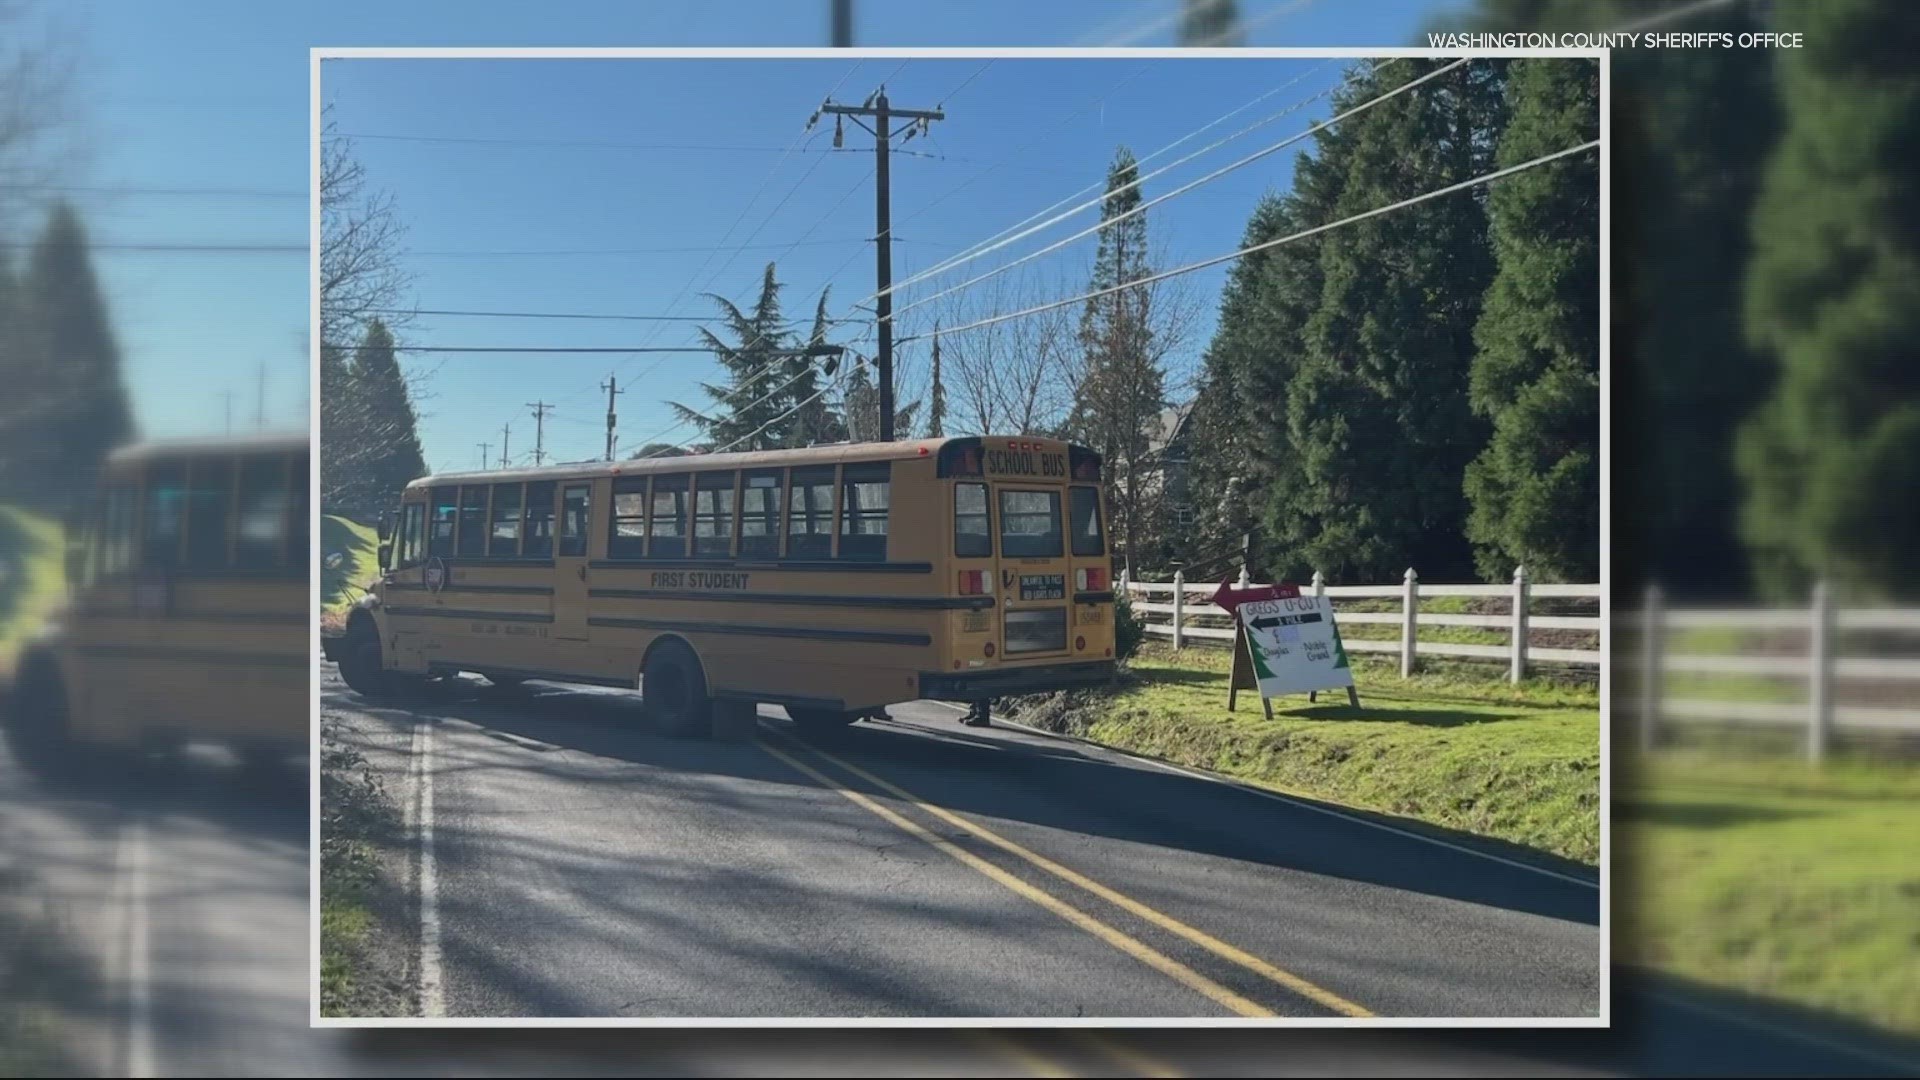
0, 1, 73, 240
935, 267, 1080, 437
319, 110, 411, 349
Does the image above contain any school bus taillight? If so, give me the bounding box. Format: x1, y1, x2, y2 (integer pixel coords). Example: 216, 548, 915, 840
958, 569, 987, 595
1076, 567, 1107, 592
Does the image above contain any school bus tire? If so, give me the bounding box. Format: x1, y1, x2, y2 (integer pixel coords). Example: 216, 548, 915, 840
642, 638, 712, 739
786, 706, 858, 735
3, 647, 79, 780
337, 612, 427, 701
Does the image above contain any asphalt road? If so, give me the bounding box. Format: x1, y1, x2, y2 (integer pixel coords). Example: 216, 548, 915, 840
322, 667, 1601, 1021
2, 669, 1914, 1075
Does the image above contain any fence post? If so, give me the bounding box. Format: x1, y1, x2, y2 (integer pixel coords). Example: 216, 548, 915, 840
1640, 583, 1663, 752
1118, 566, 1129, 593
1236, 564, 1251, 590
1312, 569, 1325, 600
1401, 567, 1418, 678
1809, 579, 1833, 764
1172, 569, 1186, 651
1510, 564, 1530, 685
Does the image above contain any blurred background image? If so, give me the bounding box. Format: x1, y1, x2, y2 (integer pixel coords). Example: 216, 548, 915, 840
3, 0, 1918, 1076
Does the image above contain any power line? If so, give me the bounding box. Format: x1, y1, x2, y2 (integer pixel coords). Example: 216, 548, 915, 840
820, 84, 948, 441
377, 345, 745, 354
0, 241, 303, 253
890, 58, 1468, 321
891, 57, 1360, 297
907, 138, 1603, 343
364, 307, 788, 324
591, 61, 872, 404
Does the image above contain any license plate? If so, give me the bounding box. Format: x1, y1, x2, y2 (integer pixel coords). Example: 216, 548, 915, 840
1019, 574, 1064, 601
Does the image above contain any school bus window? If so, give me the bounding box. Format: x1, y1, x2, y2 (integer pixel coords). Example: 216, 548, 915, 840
429, 486, 457, 556
609, 477, 648, 558
145, 461, 187, 567
649, 474, 688, 559
1000, 489, 1062, 558
102, 485, 135, 579
397, 501, 425, 568
1069, 486, 1105, 558
840, 462, 889, 562
787, 466, 834, 560
559, 483, 591, 557
489, 483, 523, 556
693, 471, 736, 559
523, 481, 556, 557
954, 481, 991, 557
236, 454, 290, 569
184, 457, 234, 569
458, 484, 489, 556
740, 470, 782, 559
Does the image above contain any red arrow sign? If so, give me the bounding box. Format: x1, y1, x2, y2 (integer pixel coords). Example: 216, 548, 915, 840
1211, 577, 1301, 614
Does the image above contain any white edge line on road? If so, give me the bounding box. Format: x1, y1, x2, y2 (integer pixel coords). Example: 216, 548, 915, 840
919, 702, 1599, 891
415, 720, 446, 1018
122, 812, 154, 1079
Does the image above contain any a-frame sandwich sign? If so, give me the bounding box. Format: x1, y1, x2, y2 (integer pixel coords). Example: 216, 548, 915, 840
1213, 579, 1360, 718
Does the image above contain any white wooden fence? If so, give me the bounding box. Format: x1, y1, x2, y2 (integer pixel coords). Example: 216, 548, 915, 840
1121, 565, 1601, 684
1625, 583, 1920, 761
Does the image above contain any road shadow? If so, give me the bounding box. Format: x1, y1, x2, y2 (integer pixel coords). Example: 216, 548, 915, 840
337, 675, 1598, 929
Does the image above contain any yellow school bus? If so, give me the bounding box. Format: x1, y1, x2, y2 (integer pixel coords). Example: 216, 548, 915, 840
324, 436, 1117, 734
3, 433, 310, 774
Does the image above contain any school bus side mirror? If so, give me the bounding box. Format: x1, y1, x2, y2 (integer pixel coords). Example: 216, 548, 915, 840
377, 541, 393, 570
376, 512, 394, 541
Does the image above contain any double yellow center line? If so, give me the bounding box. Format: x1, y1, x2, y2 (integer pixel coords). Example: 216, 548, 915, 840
756, 729, 1372, 1020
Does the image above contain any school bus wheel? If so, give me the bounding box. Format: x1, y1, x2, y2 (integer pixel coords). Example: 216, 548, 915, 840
337, 611, 425, 701
642, 638, 711, 739
4, 647, 78, 779
786, 706, 857, 735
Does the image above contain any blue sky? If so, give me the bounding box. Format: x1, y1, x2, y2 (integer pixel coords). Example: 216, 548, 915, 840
42, 0, 1461, 470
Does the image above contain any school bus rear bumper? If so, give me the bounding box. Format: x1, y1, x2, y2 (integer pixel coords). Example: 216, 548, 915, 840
918, 660, 1117, 702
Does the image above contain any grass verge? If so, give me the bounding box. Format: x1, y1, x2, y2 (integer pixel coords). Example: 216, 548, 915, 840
319, 718, 408, 1017
322, 514, 378, 630
1006, 643, 1600, 865
1620, 751, 1920, 1036
0, 507, 65, 676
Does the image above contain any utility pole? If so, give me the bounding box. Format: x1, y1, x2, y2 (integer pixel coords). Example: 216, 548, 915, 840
526, 401, 552, 466
222, 390, 234, 435
255, 361, 267, 429
819, 88, 944, 441
478, 442, 490, 470
500, 423, 511, 469
601, 373, 625, 461
830, 0, 852, 46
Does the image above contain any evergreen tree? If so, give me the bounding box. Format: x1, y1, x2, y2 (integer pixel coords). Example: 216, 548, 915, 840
783, 290, 847, 447
1463, 57, 1600, 581
627, 442, 693, 460
1280, 59, 1507, 581
838, 358, 918, 443
926, 325, 947, 438
1736, 0, 1920, 597
1189, 124, 1346, 584
1470, 0, 1780, 596
843, 363, 881, 443
351, 320, 427, 511
673, 263, 795, 453
1068, 146, 1167, 572
318, 342, 365, 514
0, 203, 134, 509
